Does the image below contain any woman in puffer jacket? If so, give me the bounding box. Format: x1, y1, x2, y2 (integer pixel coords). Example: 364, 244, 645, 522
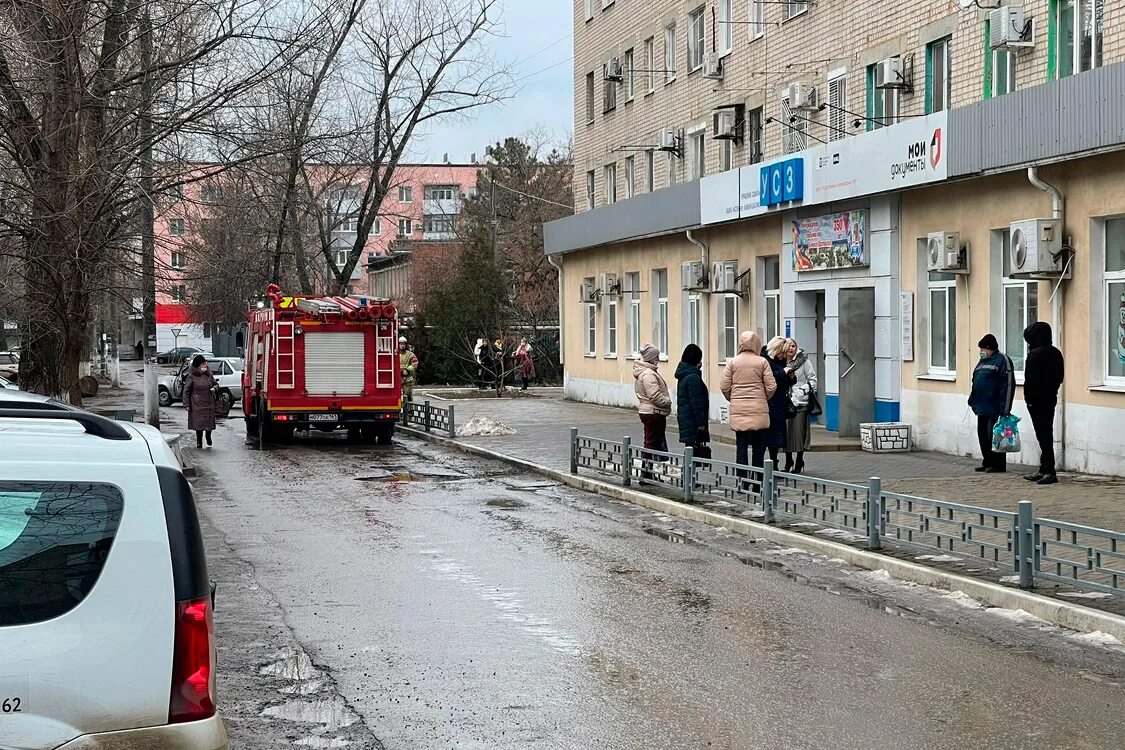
784, 337, 818, 473
633, 343, 671, 452
719, 331, 776, 469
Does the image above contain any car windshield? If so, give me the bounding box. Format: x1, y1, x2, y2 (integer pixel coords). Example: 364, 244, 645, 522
0, 354, 17, 365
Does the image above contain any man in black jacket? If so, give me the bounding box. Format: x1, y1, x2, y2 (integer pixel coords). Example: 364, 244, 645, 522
1022, 322, 1065, 485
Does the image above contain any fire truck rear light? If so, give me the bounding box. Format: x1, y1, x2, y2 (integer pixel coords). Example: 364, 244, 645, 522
382, 305, 396, 319
357, 308, 370, 321
274, 414, 289, 422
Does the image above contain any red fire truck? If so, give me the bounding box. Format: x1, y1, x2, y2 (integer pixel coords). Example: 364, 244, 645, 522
242, 284, 402, 443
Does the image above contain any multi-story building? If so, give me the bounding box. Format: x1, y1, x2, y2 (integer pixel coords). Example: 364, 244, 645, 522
546, 0, 1125, 474
155, 162, 478, 352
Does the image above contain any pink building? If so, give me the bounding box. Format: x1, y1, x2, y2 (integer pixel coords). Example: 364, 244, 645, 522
152, 162, 479, 352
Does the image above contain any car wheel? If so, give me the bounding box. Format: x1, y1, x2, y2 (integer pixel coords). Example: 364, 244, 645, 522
158, 387, 172, 407
217, 389, 233, 407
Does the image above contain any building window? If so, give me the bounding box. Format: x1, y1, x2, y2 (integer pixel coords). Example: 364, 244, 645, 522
786, 1, 809, 20
586, 170, 596, 209
747, 107, 763, 164
398, 185, 413, 203
425, 184, 458, 200
763, 256, 780, 342
781, 95, 806, 154
585, 71, 595, 122
720, 139, 733, 172
1056, 0, 1103, 79
170, 284, 186, 303
584, 0, 593, 22
1103, 218, 1125, 382
643, 37, 656, 94
688, 7, 706, 71
423, 214, 457, 234
202, 323, 212, 339
685, 295, 701, 346
335, 214, 358, 232
626, 272, 642, 356
200, 184, 221, 203
653, 269, 669, 354
1000, 229, 1039, 374
717, 0, 733, 54
372, 218, 381, 235
584, 299, 597, 357
867, 61, 900, 130
644, 150, 655, 192
749, 0, 765, 40
993, 47, 1016, 97
927, 37, 951, 113
928, 272, 958, 374
169, 218, 185, 236
664, 23, 677, 83
603, 71, 618, 113
397, 218, 413, 237
604, 163, 618, 204
332, 248, 350, 268
170, 251, 185, 270
606, 299, 618, 356
827, 71, 847, 141
624, 48, 635, 100
720, 295, 738, 359
688, 130, 705, 180
625, 155, 636, 199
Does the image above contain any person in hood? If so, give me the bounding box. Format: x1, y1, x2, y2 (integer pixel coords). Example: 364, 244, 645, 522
967, 333, 1015, 473
675, 344, 710, 451
514, 338, 535, 390
784, 337, 818, 473
184, 354, 218, 449
1022, 322, 1065, 485
476, 337, 493, 390
634, 343, 671, 453
719, 331, 777, 470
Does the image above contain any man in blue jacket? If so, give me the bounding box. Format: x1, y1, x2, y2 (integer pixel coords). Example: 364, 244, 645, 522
967, 334, 1015, 473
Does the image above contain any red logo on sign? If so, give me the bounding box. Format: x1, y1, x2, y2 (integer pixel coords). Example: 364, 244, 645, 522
930, 128, 943, 169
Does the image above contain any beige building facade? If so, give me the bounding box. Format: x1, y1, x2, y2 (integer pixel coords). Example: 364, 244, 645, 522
550, 0, 1125, 475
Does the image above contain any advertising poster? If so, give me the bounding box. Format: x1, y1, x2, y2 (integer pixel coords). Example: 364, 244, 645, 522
792, 210, 867, 272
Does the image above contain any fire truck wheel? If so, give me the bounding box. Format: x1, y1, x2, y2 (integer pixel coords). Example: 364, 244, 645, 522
375, 426, 394, 446
245, 410, 259, 437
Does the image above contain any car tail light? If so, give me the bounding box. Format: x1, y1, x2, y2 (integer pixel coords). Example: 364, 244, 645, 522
169, 596, 216, 723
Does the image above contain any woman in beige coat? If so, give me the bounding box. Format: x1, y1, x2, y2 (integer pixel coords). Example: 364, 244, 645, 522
634, 343, 671, 452
719, 331, 777, 469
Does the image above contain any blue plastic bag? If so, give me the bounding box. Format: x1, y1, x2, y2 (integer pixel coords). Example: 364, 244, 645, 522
992, 414, 1021, 453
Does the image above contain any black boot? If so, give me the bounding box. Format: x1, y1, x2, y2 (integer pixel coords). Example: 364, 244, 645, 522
196, 431, 203, 449
205, 431, 212, 447
783, 453, 794, 473
794, 453, 805, 474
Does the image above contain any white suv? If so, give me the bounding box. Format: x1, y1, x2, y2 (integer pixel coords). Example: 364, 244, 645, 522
0, 395, 227, 749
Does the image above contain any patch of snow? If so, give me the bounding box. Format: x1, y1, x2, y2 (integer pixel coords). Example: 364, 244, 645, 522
1069, 630, 1124, 647
859, 569, 892, 580
1057, 591, 1114, 600
772, 548, 809, 556
943, 591, 986, 609
998, 575, 1022, 584
914, 554, 962, 563
988, 608, 1052, 627
827, 558, 848, 564
814, 528, 866, 542
456, 416, 516, 437
790, 522, 820, 528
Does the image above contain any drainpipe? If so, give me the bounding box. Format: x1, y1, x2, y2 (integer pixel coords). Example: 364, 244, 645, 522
1027, 167, 1067, 470
547, 253, 564, 368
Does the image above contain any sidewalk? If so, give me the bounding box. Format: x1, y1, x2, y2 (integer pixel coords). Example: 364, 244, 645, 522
422, 388, 1125, 533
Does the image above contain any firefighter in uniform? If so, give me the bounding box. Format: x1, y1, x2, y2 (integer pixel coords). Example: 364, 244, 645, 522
399, 336, 419, 402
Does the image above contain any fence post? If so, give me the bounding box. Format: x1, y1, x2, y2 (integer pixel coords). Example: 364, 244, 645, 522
762, 459, 774, 524
423, 400, 432, 432
682, 447, 694, 503
1017, 499, 1035, 589
569, 428, 579, 474
621, 436, 631, 487
447, 405, 456, 439
867, 477, 882, 550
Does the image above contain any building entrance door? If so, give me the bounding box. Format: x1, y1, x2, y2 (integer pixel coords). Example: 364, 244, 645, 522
837, 287, 876, 437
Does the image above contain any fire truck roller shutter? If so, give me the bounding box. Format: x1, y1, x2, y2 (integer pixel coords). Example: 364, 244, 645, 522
304, 331, 366, 395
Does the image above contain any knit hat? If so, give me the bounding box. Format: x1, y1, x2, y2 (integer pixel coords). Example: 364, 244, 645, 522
680, 344, 703, 366
640, 343, 660, 363
977, 333, 999, 350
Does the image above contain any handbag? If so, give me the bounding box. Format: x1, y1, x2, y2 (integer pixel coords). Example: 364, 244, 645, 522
992, 414, 1022, 453
807, 389, 823, 417
693, 444, 712, 460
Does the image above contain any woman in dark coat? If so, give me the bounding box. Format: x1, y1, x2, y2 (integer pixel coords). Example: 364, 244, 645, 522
674, 344, 710, 452
184, 354, 218, 448
763, 337, 795, 467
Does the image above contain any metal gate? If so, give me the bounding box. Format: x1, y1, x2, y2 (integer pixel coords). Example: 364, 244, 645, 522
303, 332, 365, 395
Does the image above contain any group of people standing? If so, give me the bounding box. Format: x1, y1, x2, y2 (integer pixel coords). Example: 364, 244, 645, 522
633, 333, 819, 474
476, 337, 535, 391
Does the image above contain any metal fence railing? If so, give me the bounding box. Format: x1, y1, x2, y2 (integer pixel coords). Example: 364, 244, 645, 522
568, 429, 1124, 597
402, 400, 456, 438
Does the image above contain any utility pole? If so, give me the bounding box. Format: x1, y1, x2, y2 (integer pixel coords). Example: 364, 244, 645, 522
489, 166, 497, 263
139, 8, 159, 428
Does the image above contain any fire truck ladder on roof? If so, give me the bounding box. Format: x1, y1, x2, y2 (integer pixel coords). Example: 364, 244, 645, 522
275, 320, 296, 389
296, 297, 343, 316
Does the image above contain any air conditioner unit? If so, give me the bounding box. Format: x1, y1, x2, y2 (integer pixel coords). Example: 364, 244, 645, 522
702, 52, 724, 80
580, 279, 598, 303
877, 57, 907, 90
990, 6, 1033, 50
788, 81, 818, 112
660, 130, 679, 150
926, 231, 966, 272
711, 261, 739, 294
712, 109, 737, 140
681, 261, 708, 291
603, 59, 623, 82
1010, 218, 1063, 275
599, 272, 621, 297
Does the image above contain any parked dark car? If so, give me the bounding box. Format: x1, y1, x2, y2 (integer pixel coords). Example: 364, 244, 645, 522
153, 346, 206, 365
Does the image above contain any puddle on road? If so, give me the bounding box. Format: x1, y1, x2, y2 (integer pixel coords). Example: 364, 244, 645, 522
486, 498, 529, 509
355, 466, 466, 483
643, 526, 692, 545
260, 697, 358, 732
260, 648, 319, 681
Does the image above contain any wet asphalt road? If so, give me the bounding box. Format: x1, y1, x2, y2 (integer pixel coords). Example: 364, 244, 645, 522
183, 414, 1125, 750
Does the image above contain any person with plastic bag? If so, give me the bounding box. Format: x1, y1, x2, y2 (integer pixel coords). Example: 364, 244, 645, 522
675, 344, 710, 458
967, 334, 1015, 473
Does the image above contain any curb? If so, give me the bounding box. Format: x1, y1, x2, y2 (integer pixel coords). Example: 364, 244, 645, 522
401, 426, 1125, 643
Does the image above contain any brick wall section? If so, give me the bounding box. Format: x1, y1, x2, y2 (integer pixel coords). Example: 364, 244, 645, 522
573, 0, 1123, 211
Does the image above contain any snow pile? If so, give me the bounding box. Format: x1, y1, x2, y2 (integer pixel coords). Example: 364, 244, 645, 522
814, 528, 866, 542
988, 608, 1052, 627
942, 591, 986, 610
915, 554, 962, 563
1069, 630, 1124, 647
456, 416, 517, 437
1057, 591, 1114, 600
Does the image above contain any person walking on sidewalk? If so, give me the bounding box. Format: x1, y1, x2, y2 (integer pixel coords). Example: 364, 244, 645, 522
675, 344, 710, 456
634, 344, 671, 453
968, 333, 1016, 474
763, 337, 795, 468
514, 338, 535, 390
476, 338, 493, 390
184, 354, 218, 449
399, 337, 419, 402
720, 331, 776, 471
784, 337, 818, 474
1022, 322, 1065, 485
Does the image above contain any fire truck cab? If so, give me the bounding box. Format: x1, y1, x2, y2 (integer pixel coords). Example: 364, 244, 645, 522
243, 285, 402, 443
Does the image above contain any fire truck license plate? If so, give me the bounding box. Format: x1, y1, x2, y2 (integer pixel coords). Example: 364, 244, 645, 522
307, 414, 338, 422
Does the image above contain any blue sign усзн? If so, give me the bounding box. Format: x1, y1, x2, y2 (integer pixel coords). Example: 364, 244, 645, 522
759, 157, 804, 207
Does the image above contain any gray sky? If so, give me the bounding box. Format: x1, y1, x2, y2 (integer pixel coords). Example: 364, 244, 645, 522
417, 2, 574, 162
